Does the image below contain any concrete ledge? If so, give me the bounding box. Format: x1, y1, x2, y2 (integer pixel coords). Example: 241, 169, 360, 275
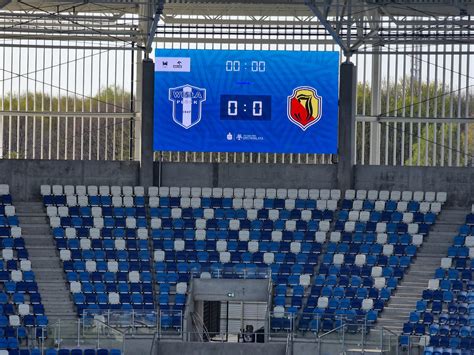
192, 279, 269, 302
0, 159, 139, 201
158, 162, 338, 189
0, 159, 473, 206
157, 341, 286, 355
354, 165, 474, 206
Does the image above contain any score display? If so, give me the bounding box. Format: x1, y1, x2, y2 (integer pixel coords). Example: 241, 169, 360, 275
154, 49, 339, 153
220, 95, 271, 121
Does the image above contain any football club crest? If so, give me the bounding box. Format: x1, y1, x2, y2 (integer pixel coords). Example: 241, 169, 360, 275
287, 86, 322, 130
169, 84, 206, 129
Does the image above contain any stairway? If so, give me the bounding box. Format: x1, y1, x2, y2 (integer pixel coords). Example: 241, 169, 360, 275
16, 202, 77, 327
376, 207, 468, 334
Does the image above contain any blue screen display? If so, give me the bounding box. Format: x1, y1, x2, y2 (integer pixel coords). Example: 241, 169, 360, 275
154, 49, 339, 153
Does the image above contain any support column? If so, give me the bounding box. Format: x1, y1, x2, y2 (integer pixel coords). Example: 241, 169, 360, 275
337, 62, 357, 192
134, 0, 150, 162
139, 59, 154, 187
369, 50, 382, 165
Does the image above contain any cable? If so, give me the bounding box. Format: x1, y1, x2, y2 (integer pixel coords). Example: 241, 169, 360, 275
372, 81, 474, 163
17, 0, 145, 50
91, 3, 154, 22
0, 42, 133, 83
374, 43, 474, 82
378, 83, 474, 119
1, 67, 132, 112
0, 2, 87, 31
379, 119, 474, 162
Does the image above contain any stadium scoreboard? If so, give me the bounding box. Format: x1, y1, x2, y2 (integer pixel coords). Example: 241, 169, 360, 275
154, 49, 339, 154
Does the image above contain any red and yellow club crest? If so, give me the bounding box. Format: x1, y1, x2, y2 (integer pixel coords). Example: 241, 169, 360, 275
287, 86, 322, 130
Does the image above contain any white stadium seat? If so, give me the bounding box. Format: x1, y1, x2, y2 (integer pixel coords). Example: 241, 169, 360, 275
367, 190, 379, 201
362, 299, 373, 311
43, 184, 57, 198
76, 186, 87, 196
148, 186, 159, 197
344, 190, 356, 200
52, 185, 63, 196
356, 190, 367, 200
244, 188, 255, 198
378, 191, 390, 201
298, 189, 309, 199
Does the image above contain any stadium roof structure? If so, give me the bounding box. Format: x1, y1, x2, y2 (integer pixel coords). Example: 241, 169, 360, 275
0, 0, 473, 55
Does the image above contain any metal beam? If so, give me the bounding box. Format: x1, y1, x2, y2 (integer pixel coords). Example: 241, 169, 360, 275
305, 0, 350, 56
0, 0, 11, 9
146, 0, 164, 53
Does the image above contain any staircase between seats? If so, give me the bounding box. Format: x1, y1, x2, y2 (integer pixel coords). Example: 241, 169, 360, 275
376, 207, 468, 333
15, 201, 77, 333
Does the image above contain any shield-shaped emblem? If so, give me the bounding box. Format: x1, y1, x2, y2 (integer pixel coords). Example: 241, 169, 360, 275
287, 86, 322, 130
169, 84, 207, 129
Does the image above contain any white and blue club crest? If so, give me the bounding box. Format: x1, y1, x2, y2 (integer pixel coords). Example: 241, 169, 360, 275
168, 84, 207, 129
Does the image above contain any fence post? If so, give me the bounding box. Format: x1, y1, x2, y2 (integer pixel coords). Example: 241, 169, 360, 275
139, 59, 155, 187
370, 48, 382, 165
77, 318, 81, 347
337, 61, 357, 192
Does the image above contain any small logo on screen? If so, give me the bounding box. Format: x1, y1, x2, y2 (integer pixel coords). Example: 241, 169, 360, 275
287, 87, 322, 130
169, 84, 206, 129
156, 57, 191, 72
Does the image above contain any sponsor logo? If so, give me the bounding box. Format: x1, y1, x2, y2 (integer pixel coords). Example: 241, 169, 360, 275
156, 57, 191, 72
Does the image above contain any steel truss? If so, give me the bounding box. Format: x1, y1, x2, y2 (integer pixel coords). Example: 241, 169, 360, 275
0, 0, 472, 166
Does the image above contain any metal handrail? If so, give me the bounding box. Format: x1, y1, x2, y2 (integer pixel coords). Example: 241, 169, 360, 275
316, 323, 347, 339
91, 317, 126, 336
380, 326, 399, 337
90, 318, 126, 355
285, 332, 291, 355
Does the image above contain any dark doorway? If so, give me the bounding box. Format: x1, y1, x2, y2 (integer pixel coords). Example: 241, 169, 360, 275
203, 301, 221, 339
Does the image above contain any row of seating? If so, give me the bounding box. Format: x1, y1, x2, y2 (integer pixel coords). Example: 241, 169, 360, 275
0, 187, 47, 351
42, 186, 445, 337
44, 196, 145, 208
340, 200, 442, 213
41, 185, 143, 197
403, 205, 473, 353
151, 207, 334, 219
150, 198, 339, 210
44, 187, 155, 318
1, 349, 121, 355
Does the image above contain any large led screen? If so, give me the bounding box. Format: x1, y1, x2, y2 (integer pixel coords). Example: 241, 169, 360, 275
154, 49, 339, 153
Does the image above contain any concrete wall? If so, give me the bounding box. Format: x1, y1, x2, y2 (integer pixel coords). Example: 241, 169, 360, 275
355, 165, 474, 206
155, 339, 391, 355
157, 341, 286, 355
157, 162, 338, 189
0, 159, 473, 206
192, 279, 269, 302
0, 160, 139, 201
159, 162, 474, 206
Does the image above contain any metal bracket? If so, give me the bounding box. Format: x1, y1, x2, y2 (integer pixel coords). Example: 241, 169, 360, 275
146, 0, 164, 54
305, 0, 351, 57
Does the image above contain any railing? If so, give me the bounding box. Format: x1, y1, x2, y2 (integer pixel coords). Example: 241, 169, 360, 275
355, 116, 474, 167
24, 313, 428, 355
285, 332, 292, 355
81, 309, 158, 335
267, 312, 401, 354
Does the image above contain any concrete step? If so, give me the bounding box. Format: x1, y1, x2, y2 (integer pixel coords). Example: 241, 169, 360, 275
14, 202, 44, 212
17, 203, 78, 324
28, 252, 59, 259
18, 216, 48, 224
25, 238, 57, 247
377, 206, 466, 332
21, 224, 51, 235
